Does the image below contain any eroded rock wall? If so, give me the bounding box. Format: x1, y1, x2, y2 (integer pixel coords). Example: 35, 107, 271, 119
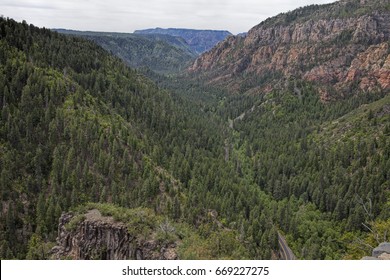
189, 4, 390, 97
51, 210, 177, 260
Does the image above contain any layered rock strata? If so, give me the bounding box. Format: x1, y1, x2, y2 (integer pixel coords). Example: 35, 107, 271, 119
189, 1, 390, 98
51, 209, 177, 260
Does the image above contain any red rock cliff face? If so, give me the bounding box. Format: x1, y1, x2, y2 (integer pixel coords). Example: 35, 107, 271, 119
189, 1, 390, 97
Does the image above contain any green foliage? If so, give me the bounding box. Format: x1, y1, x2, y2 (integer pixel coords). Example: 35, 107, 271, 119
178, 227, 249, 260
342, 219, 390, 259
55, 29, 196, 74
85, 203, 158, 238
67, 203, 247, 259
134, 28, 232, 54
0, 16, 389, 260
26, 233, 54, 260
65, 214, 86, 232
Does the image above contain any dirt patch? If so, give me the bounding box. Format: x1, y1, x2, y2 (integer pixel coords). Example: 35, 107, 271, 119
84, 209, 116, 224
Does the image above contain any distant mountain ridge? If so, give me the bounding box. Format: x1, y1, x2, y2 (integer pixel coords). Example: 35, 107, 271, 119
54, 29, 196, 74
134, 28, 232, 54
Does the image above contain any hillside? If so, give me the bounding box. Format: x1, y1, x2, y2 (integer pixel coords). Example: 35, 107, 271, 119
164, 0, 390, 260
0, 17, 277, 260
54, 29, 196, 74
189, 0, 390, 98
1, 0, 390, 261
135, 28, 232, 54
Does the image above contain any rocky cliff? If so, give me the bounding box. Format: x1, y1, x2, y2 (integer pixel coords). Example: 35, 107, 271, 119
189, 0, 390, 98
51, 209, 178, 260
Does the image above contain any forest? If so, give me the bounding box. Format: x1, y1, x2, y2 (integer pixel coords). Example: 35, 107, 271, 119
0, 16, 389, 260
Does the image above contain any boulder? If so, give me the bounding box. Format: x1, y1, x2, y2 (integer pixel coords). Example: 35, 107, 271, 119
372, 242, 390, 258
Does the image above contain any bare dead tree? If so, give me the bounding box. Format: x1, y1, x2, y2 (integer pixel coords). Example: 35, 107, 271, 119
355, 194, 387, 245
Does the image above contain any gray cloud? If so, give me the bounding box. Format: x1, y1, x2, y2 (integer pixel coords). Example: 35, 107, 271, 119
0, 0, 337, 34
1, 0, 58, 9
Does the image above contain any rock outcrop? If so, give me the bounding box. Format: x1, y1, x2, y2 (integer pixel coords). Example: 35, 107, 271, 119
51, 209, 178, 260
372, 243, 390, 259
361, 242, 390, 260
189, 0, 390, 97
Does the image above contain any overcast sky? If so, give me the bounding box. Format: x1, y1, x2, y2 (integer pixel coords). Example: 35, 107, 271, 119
0, 0, 337, 34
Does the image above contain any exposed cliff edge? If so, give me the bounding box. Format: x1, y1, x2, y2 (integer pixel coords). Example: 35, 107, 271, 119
51, 209, 178, 260
189, 0, 390, 98
50, 204, 248, 260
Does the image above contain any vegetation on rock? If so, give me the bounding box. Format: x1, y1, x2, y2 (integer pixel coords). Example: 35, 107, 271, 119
0, 0, 389, 260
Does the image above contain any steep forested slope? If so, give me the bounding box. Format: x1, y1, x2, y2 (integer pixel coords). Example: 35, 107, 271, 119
135, 28, 232, 54
0, 18, 245, 259
1, 0, 390, 260
174, 0, 390, 259
0, 17, 289, 260
54, 29, 196, 74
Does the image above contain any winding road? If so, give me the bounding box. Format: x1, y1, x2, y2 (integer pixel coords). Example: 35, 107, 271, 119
278, 232, 296, 260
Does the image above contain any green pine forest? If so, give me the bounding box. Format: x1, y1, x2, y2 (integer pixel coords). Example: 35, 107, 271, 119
53, 29, 197, 74
0, 17, 389, 260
